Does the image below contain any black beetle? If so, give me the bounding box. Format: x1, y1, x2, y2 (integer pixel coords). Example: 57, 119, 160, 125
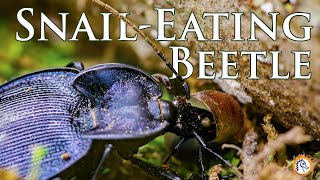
0, 62, 242, 179
0, 1, 245, 179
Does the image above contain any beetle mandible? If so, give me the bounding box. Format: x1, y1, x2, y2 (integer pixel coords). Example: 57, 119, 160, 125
0, 1, 244, 179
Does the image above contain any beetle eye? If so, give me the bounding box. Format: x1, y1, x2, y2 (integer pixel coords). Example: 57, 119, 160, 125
201, 117, 211, 128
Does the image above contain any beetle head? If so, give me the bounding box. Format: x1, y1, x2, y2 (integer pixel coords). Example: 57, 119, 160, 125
167, 97, 217, 142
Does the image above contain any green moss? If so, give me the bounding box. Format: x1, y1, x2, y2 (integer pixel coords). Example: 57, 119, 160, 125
29, 145, 48, 180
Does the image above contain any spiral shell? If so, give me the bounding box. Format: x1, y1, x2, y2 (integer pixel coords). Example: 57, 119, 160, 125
190, 90, 244, 143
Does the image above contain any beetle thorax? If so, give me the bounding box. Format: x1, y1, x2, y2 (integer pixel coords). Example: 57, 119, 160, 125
170, 98, 216, 141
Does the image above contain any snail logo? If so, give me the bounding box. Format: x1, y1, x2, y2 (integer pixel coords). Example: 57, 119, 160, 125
293, 155, 313, 176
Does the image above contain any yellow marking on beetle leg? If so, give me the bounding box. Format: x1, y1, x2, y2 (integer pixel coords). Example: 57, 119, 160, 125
157, 99, 163, 122
90, 108, 97, 128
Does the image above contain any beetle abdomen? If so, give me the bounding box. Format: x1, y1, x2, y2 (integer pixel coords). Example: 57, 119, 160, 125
0, 69, 92, 179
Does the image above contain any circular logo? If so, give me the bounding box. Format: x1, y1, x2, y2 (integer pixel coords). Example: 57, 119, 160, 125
293, 155, 313, 176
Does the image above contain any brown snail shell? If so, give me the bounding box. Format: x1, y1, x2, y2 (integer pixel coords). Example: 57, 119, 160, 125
190, 90, 244, 143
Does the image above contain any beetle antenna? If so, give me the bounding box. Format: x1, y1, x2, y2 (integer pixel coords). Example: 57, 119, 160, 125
91, 0, 190, 99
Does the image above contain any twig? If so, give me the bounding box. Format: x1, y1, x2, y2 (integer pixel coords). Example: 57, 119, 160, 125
246, 126, 312, 180
222, 144, 243, 156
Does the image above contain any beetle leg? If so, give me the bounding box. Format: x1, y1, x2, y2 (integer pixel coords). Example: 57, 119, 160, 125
192, 131, 243, 179
152, 74, 173, 93
129, 156, 182, 180
66, 61, 84, 71
92, 144, 113, 180
162, 137, 187, 166
198, 146, 207, 180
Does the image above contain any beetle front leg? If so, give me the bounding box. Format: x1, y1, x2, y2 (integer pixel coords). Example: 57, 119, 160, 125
193, 131, 243, 179
198, 146, 208, 180
129, 156, 182, 180
162, 137, 187, 166
117, 148, 182, 179
92, 144, 113, 180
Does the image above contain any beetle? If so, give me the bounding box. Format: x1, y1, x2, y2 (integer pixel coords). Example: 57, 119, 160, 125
0, 1, 244, 179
